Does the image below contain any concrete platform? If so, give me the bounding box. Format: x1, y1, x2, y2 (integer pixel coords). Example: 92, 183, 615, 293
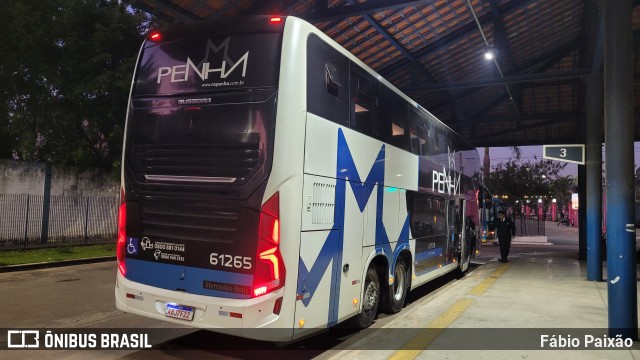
512, 235, 551, 245
320, 222, 640, 360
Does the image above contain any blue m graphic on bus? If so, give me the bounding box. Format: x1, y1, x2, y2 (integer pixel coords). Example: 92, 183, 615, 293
297, 128, 410, 326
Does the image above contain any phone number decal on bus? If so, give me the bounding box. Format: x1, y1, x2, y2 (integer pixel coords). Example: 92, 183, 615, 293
154, 242, 185, 252
209, 253, 252, 270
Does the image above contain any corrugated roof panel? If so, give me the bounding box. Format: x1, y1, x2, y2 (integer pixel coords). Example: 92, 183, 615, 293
542, 50, 579, 73
459, 85, 509, 117
420, 29, 495, 84
413, 91, 452, 111
633, 5, 640, 29
287, 0, 315, 15
523, 83, 578, 114
487, 98, 516, 117
505, 0, 583, 65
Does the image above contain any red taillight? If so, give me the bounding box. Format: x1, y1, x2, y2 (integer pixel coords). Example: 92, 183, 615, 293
269, 17, 282, 23
149, 31, 162, 42
253, 192, 285, 297
117, 202, 127, 277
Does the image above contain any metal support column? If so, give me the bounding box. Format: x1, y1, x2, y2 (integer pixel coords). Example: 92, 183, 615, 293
586, 75, 603, 281
40, 163, 51, 243
604, 0, 638, 340
578, 165, 586, 260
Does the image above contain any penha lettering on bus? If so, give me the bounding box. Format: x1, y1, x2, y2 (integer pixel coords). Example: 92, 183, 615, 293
156, 37, 249, 84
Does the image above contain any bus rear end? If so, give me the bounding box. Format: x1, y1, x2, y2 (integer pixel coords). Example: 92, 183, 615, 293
115, 17, 292, 340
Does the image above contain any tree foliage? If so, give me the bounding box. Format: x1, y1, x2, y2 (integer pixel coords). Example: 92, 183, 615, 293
485, 159, 575, 204
0, 0, 151, 175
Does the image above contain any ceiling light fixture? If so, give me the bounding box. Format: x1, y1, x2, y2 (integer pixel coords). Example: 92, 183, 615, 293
484, 50, 494, 60
466, 0, 519, 116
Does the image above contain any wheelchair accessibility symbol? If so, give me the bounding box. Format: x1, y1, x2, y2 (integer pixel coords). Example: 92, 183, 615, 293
127, 237, 138, 255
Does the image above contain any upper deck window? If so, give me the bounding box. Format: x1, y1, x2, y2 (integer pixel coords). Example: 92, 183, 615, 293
307, 34, 349, 126
350, 67, 379, 138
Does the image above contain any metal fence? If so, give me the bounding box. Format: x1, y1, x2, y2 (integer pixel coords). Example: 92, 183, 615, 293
514, 215, 546, 237
0, 194, 118, 250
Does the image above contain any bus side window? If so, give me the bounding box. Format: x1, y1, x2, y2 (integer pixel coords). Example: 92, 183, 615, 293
409, 107, 427, 156
380, 86, 408, 151
432, 198, 445, 235
435, 127, 446, 156
409, 192, 432, 238
417, 126, 427, 156
306, 34, 349, 126
426, 120, 435, 156
350, 64, 380, 139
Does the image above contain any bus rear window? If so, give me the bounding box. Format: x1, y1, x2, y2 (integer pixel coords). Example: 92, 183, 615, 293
134, 33, 282, 96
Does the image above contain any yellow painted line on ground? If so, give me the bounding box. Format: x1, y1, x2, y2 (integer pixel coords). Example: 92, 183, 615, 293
388, 263, 511, 360
469, 263, 511, 296
389, 298, 473, 360
489, 262, 512, 277
468, 277, 495, 296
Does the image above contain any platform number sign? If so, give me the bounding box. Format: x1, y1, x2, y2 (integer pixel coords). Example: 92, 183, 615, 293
542, 144, 585, 165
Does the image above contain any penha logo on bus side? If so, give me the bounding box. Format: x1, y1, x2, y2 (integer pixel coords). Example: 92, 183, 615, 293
432, 147, 461, 196
156, 37, 249, 84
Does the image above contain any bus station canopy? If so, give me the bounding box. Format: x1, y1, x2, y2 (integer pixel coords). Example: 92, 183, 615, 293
124, 0, 640, 148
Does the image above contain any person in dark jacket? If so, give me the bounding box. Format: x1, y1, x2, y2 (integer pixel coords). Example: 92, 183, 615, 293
490, 210, 516, 263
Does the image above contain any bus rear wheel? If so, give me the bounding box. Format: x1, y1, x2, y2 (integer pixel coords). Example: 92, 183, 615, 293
350, 267, 379, 328
382, 261, 408, 314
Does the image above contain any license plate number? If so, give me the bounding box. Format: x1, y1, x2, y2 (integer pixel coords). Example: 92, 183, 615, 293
165, 303, 194, 321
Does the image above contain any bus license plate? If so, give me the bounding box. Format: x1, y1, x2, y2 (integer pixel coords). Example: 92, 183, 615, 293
165, 303, 194, 321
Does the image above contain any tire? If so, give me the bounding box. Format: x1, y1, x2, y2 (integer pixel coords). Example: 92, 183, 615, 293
381, 261, 408, 314
350, 267, 380, 328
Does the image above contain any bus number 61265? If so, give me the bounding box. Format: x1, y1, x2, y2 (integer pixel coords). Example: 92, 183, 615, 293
209, 253, 252, 270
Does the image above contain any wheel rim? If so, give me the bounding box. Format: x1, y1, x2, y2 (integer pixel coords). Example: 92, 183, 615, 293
393, 266, 405, 301
363, 277, 378, 311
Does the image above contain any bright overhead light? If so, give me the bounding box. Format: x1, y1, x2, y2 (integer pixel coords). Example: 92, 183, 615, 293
484, 50, 494, 60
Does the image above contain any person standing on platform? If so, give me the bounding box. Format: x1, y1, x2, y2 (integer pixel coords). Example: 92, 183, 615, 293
490, 210, 516, 263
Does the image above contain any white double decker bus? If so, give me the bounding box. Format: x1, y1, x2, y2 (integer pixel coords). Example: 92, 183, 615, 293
115, 15, 482, 341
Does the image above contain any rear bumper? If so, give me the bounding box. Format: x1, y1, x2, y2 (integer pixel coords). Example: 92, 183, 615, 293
115, 272, 293, 341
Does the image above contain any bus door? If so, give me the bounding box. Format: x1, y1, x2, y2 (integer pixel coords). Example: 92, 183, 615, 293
445, 200, 456, 264
446, 199, 464, 267
471, 206, 482, 259
459, 199, 469, 271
